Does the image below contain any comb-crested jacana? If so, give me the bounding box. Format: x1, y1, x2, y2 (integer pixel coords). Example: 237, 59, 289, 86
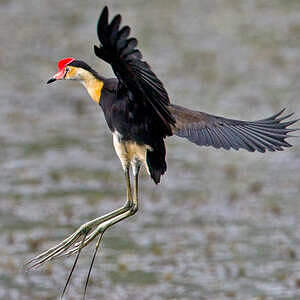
27, 6, 298, 298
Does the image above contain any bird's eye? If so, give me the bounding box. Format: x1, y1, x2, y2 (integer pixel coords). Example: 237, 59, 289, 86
65, 67, 70, 72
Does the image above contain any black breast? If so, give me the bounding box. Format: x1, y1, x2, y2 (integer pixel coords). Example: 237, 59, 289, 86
100, 88, 168, 184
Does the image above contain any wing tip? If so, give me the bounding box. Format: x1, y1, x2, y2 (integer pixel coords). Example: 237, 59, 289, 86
103, 6, 109, 16
98, 6, 109, 35
101, 6, 109, 23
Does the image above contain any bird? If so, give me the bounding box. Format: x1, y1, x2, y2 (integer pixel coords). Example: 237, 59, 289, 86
27, 6, 298, 298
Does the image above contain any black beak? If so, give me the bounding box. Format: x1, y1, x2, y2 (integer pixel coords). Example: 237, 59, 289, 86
47, 78, 56, 84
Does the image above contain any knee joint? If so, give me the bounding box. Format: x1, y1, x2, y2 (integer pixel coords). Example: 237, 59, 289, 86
130, 204, 138, 215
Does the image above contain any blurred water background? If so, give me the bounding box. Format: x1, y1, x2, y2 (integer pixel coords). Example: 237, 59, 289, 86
0, 0, 300, 299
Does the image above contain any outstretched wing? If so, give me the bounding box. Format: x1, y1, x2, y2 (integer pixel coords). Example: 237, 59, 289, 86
170, 104, 298, 152
94, 6, 175, 135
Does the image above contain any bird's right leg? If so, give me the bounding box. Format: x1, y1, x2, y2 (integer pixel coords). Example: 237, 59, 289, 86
25, 167, 133, 269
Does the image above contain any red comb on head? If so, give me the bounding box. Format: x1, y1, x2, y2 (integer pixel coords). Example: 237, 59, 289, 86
57, 57, 75, 71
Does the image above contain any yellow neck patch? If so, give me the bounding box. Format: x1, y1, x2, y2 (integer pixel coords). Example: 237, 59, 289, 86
85, 79, 103, 104
82, 75, 104, 104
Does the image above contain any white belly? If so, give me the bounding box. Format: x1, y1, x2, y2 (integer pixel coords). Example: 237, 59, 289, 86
113, 132, 152, 175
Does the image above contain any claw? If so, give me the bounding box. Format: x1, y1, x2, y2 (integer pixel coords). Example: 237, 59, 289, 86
58, 224, 105, 258
61, 232, 88, 299
28, 235, 81, 269
25, 226, 91, 270
83, 232, 104, 300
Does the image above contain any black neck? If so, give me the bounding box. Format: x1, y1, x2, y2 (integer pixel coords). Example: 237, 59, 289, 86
68, 60, 106, 81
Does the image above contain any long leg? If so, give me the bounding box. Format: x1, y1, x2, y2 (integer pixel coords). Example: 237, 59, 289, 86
25, 167, 133, 269
82, 165, 141, 299
133, 164, 140, 212
60, 166, 136, 298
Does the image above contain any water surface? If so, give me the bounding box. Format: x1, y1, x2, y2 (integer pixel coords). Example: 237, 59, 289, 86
0, 0, 300, 299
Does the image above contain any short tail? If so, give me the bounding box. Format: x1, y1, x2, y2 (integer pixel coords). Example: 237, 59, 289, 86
146, 141, 167, 184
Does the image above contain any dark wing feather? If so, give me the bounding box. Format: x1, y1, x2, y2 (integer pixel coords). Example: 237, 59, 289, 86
170, 104, 298, 152
94, 6, 175, 135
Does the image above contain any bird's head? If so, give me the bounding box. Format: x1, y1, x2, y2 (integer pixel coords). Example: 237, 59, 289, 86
47, 57, 89, 84
47, 58, 104, 103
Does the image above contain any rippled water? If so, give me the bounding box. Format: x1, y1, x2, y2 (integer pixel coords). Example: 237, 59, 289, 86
1, 0, 300, 299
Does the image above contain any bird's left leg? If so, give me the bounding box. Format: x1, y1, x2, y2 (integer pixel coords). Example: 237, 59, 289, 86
64, 164, 140, 257
55, 164, 140, 299
60, 166, 138, 299
25, 167, 135, 270
80, 164, 140, 299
